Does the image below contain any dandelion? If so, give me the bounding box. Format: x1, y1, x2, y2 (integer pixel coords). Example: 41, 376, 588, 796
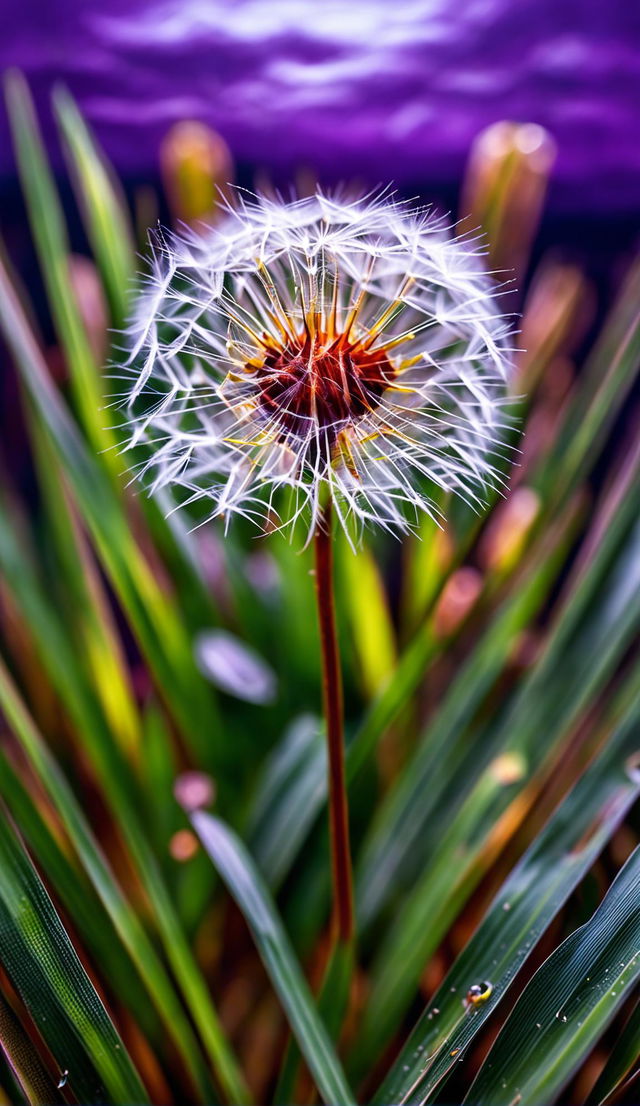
120, 189, 514, 944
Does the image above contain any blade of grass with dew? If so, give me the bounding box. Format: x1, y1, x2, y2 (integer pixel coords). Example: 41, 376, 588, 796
4, 72, 114, 461
188, 811, 356, 1106
465, 844, 640, 1106
585, 996, 640, 1105
353, 477, 640, 1067
53, 86, 135, 326
0, 245, 222, 768
374, 677, 640, 1104
0, 746, 161, 1046
0, 656, 243, 1104
0, 805, 150, 1106
0, 991, 62, 1106
358, 494, 640, 1057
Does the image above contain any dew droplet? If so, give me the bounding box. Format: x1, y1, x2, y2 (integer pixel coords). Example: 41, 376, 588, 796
502, 902, 511, 911
57, 1071, 69, 1089
555, 1011, 567, 1023
465, 981, 493, 1008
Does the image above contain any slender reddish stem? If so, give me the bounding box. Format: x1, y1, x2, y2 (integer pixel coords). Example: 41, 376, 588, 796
313, 500, 355, 943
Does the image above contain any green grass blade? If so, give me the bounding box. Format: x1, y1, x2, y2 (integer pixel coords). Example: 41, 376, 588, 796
0, 806, 149, 1105
28, 426, 141, 762
337, 536, 396, 698
248, 715, 326, 889
190, 811, 356, 1106
274, 939, 355, 1106
53, 86, 135, 326
373, 684, 640, 1104
0, 747, 161, 1046
0, 991, 61, 1106
585, 997, 640, 1105
465, 845, 640, 1106
535, 269, 640, 505
4, 72, 113, 459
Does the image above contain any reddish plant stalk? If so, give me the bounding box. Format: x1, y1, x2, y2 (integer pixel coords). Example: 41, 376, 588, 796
313, 500, 355, 943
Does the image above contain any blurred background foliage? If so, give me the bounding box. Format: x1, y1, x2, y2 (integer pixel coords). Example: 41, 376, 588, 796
0, 67, 640, 1106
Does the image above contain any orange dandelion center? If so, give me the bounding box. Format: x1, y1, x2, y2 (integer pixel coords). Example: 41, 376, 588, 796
254, 330, 396, 445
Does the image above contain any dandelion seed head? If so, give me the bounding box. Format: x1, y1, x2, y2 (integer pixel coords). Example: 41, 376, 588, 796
119, 189, 515, 542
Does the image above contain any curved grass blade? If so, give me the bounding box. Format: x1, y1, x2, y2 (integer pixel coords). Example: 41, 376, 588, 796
0, 807, 149, 1105
53, 86, 135, 326
248, 714, 326, 889
0, 747, 159, 1040
189, 811, 356, 1106
465, 844, 640, 1106
274, 938, 354, 1106
373, 683, 640, 1104
535, 264, 640, 506
29, 428, 141, 763
585, 997, 640, 1105
4, 72, 113, 460
0, 991, 61, 1106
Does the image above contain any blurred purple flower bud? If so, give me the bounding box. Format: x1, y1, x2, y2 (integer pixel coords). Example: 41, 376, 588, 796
194, 629, 277, 704
174, 770, 216, 812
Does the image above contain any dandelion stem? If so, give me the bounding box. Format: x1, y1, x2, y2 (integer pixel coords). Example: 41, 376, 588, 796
314, 500, 355, 943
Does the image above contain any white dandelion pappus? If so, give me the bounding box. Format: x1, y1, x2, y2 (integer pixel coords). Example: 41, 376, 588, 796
119, 190, 514, 542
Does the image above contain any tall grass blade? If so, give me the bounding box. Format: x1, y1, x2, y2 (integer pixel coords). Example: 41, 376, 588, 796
0, 808, 150, 1105
465, 845, 640, 1105
190, 811, 356, 1106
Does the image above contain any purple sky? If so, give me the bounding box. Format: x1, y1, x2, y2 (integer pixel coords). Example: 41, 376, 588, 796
2, 0, 640, 211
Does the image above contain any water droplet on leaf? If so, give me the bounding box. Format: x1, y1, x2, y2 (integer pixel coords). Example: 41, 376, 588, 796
465, 981, 493, 1007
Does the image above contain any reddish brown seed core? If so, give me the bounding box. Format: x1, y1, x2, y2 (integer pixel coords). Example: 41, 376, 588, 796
255, 331, 395, 445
